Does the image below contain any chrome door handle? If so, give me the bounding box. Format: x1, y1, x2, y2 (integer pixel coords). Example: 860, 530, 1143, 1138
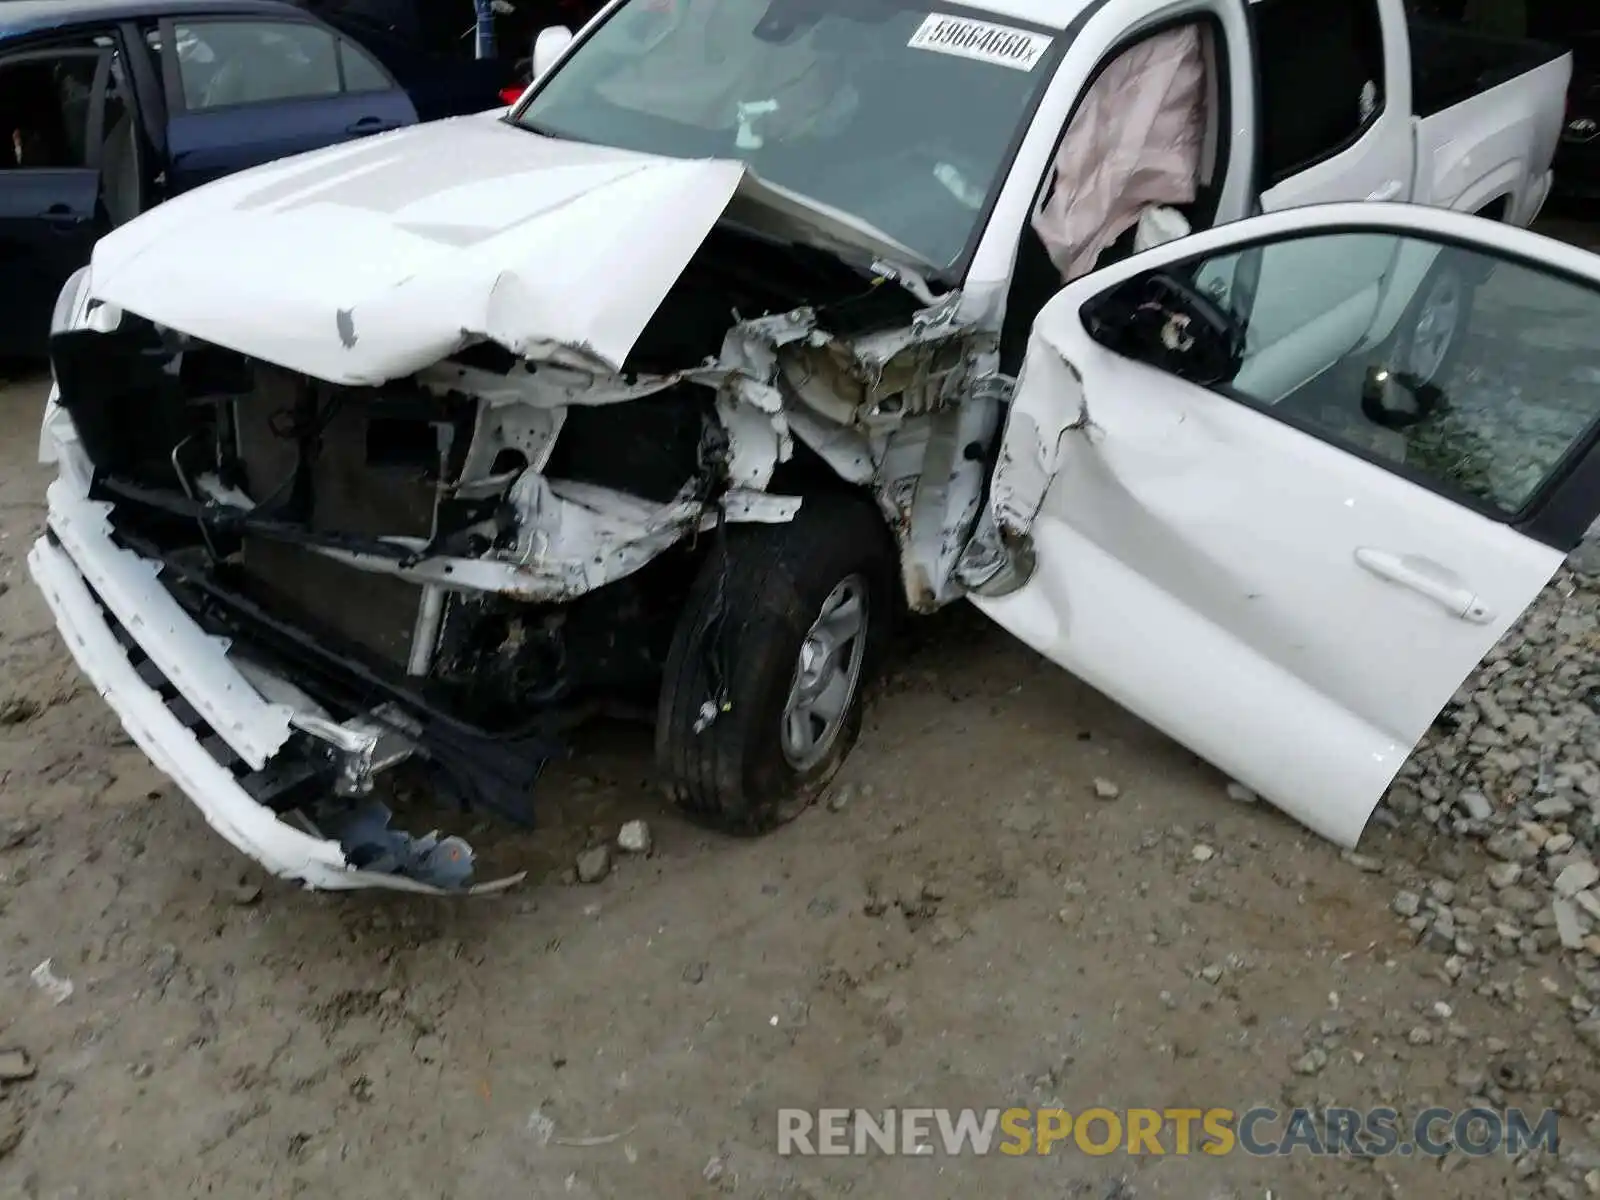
1354, 547, 1493, 623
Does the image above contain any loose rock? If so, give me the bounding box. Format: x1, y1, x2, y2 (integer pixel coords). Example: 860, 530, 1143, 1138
1488, 862, 1523, 889
1458, 790, 1494, 821
1534, 796, 1576, 819
1292, 1048, 1327, 1076
1554, 899, 1587, 951
1556, 862, 1600, 898
228, 883, 263, 906
616, 821, 652, 855
575, 846, 613, 884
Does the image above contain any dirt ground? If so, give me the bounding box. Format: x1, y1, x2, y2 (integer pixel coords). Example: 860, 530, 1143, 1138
1, 273, 1599, 1197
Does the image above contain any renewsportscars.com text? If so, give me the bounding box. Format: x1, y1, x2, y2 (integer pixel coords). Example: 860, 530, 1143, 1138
776, 1106, 1560, 1158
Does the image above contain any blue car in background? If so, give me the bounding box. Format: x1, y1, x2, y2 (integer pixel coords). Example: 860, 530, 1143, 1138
0, 0, 519, 357
289, 0, 606, 116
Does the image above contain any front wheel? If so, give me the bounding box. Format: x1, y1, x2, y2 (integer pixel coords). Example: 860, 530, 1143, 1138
655, 493, 894, 834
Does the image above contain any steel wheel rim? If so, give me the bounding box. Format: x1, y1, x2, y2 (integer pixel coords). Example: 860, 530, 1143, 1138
1407, 269, 1462, 383
781, 575, 869, 771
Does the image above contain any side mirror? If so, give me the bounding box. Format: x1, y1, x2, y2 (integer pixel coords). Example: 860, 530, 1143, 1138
532, 25, 573, 79
1360, 364, 1443, 429
1085, 271, 1245, 387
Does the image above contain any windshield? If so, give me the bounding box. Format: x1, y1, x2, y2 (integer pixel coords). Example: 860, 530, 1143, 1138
513, 0, 1061, 270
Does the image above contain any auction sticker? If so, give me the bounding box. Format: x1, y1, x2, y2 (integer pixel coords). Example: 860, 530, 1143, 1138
908, 13, 1054, 71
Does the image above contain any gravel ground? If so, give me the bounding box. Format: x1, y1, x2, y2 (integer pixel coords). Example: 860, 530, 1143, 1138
3, 220, 1600, 1199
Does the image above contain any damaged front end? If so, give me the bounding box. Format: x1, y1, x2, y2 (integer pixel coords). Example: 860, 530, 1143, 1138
33, 192, 999, 891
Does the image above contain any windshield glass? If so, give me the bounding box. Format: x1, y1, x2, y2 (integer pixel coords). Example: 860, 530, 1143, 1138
514, 0, 1061, 270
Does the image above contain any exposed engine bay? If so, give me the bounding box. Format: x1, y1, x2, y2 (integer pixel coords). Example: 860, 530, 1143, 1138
43, 209, 1006, 890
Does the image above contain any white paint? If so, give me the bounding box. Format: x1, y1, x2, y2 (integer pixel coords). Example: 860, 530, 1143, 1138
1410, 52, 1570, 215
967, 0, 1568, 305
975, 202, 1590, 848
907, 13, 1054, 71
41, 471, 295, 771
25, 533, 520, 893
28, 457, 523, 893
29, 0, 1577, 889
84, 114, 930, 387
82, 0, 1566, 397
86, 118, 744, 384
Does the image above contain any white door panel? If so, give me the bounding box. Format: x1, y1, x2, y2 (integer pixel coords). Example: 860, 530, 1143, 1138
1253, 0, 1414, 215
1200, 232, 1403, 402
1240, 235, 1396, 351
977, 349, 1562, 844
1244, 0, 1415, 391
971, 202, 1600, 846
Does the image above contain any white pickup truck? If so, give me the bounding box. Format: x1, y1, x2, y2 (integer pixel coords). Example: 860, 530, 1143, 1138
28, 0, 1586, 892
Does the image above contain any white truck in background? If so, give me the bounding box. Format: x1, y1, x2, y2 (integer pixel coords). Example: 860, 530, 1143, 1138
1248, 0, 1568, 222
28, 0, 1581, 893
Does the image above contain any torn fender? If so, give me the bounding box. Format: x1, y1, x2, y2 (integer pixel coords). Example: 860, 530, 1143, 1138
989, 341, 1090, 540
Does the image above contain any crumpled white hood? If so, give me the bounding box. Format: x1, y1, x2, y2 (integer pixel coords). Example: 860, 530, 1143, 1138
86, 113, 917, 385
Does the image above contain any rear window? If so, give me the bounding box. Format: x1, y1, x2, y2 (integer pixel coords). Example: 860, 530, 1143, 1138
170, 20, 342, 109
1251, 0, 1386, 184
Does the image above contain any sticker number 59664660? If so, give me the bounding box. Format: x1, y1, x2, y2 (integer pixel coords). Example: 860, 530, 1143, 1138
907, 13, 1054, 71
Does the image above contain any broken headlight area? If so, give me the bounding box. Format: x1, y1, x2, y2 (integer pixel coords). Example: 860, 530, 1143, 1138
44, 322, 744, 885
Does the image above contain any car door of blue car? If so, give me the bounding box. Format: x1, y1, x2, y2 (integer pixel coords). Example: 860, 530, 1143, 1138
0, 42, 115, 357
152, 14, 417, 195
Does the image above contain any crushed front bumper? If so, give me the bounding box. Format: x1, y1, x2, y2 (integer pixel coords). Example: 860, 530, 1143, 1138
27, 431, 524, 894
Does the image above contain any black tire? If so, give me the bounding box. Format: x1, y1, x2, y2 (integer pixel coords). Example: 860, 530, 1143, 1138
1388, 252, 1476, 391
655, 493, 894, 834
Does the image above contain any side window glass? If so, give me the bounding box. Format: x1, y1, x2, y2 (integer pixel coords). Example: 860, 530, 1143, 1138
1087, 231, 1600, 518
1251, 0, 1385, 184
173, 21, 341, 110
338, 39, 390, 93
0, 52, 102, 170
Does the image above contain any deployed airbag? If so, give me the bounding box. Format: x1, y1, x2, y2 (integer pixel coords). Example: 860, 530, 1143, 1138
1032, 24, 1206, 281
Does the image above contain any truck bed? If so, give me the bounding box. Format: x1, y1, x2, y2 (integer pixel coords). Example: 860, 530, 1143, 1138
1408, 16, 1569, 118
